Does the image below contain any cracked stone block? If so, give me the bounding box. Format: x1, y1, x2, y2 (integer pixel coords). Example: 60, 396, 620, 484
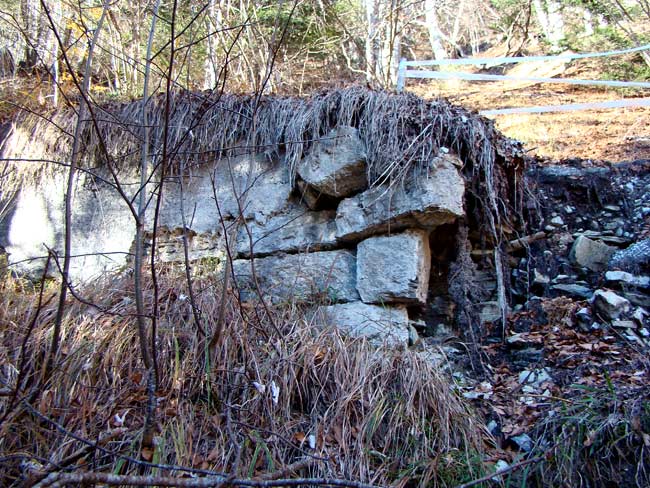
316, 301, 410, 347
236, 207, 338, 257
356, 229, 431, 304
232, 250, 358, 304
297, 126, 367, 198
335, 155, 464, 241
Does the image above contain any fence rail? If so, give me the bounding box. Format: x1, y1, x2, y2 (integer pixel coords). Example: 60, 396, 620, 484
396, 44, 650, 115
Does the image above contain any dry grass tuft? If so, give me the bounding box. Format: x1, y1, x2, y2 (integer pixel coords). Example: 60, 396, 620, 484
527, 382, 650, 488
0, 265, 488, 486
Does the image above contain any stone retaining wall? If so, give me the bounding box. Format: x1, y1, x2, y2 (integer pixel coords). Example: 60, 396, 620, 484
1, 126, 466, 346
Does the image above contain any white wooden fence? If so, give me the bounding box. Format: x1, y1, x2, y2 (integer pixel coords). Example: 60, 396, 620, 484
396, 44, 650, 115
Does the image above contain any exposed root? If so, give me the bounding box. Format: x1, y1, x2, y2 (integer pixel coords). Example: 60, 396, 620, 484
0, 86, 526, 246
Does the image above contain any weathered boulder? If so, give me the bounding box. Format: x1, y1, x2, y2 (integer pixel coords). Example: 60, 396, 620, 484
592, 289, 631, 320
316, 301, 410, 346
2, 169, 137, 281
297, 126, 367, 198
232, 250, 358, 303
569, 235, 615, 272
236, 207, 337, 257
356, 229, 431, 304
335, 155, 464, 241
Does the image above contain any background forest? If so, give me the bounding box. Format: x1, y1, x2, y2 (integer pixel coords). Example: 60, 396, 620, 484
1, 0, 649, 101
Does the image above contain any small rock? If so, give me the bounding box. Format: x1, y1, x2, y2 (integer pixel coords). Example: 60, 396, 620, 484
511, 433, 534, 453
623, 292, 650, 308
640, 328, 649, 337
518, 368, 552, 387
605, 270, 650, 288
549, 216, 564, 227
612, 319, 636, 329
408, 325, 419, 346
576, 307, 592, 329
553, 274, 571, 282
604, 204, 621, 211
551, 283, 593, 299
592, 289, 631, 320
533, 269, 550, 285
632, 308, 648, 323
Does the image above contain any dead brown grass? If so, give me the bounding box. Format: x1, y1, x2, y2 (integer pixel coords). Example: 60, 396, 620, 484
0, 265, 488, 487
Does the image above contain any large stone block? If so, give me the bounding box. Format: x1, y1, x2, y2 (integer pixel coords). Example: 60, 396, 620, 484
160, 154, 291, 230
232, 250, 358, 303
236, 207, 338, 257
335, 155, 464, 241
592, 289, 631, 321
297, 126, 367, 198
316, 301, 410, 347
356, 229, 431, 304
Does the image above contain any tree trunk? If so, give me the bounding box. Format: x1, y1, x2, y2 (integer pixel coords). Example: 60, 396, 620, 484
364, 0, 379, 82
21, 0, 41, 70
532, 0, 564, 50
204, 0, 218, 89
424, 0, 447, 61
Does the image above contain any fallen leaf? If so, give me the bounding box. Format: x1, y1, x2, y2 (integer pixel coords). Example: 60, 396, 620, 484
294, 431, 306, 443
141, 447, 154, 461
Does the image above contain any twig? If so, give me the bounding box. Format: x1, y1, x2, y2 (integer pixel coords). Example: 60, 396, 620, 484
507, 231, 547, 252
256, 458, 318, 481
34, 472, 384, 488
21, 428, 127, 487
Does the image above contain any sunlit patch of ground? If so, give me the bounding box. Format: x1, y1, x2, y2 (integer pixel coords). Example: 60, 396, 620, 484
410, 63, 650, 162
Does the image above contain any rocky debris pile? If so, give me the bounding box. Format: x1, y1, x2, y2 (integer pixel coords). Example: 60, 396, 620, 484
514, 160, 650, 344
453, 159, 650, 465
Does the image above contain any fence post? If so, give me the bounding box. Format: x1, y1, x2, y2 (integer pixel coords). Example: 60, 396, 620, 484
396, 58, 406, 93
